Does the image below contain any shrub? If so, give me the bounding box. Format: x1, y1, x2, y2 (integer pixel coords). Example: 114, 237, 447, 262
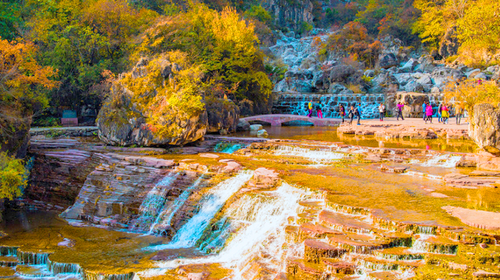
0, 151, 27, 200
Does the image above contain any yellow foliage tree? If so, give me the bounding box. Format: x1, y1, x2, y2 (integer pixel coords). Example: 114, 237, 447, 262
456, 0, 500, 66
0, 151, 26, 200
443, 79, 500, 119
0, 38, 58, 151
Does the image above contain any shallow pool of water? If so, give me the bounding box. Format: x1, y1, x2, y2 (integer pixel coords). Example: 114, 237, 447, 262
231, 126, 478, 153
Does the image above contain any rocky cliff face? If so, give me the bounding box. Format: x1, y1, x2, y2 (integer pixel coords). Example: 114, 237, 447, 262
206, 98, 239, 134
470, 103, 500, 155
263, 0, 313, 31
26, 139, 103, 207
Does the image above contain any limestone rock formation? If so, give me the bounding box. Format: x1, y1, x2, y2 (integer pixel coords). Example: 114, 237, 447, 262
378, 53, 398, 69
205, 98, 239, 134
263, 0, 313, 31
470, 103, 500, 155
97, 57, 208, 147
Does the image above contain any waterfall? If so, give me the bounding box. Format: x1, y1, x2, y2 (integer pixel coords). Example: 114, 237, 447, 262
215, 183, 307, 278
129, 172, 179, 232
139, 182, 310, 280
273, 145, 345, 164
148, 175, 205, 235
147, 171, 254, 250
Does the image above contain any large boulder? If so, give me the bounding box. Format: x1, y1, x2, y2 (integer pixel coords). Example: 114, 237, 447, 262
97, 56, 208, 147
378, 53, 398, 69
470, 103, 500, 155
205, 98, 239, 134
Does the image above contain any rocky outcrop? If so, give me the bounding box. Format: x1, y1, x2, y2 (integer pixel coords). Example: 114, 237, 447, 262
469, 103, 500, 155
97, 57, 208, 147
206, 98, 239, 134
263, 0, 313, 31
26, 139, 103, 207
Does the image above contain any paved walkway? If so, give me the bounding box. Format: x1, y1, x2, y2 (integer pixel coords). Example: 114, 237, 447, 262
30, 126, 98, 132
357, 117, 469, 130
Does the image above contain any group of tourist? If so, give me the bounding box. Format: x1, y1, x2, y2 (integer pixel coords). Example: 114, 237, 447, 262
306, 100, 466, 125
421, 102, 465, 124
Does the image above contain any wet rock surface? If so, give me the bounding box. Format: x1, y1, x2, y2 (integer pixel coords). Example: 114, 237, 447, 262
6, 133, 500, 279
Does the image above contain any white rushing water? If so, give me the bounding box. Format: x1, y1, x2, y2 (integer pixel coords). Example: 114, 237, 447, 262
419, 153, 462, 168
130, 172, 179, 232
137, 182, 310, 279
148, 175, 205, 235
273, 145, 345, 164
146, 171, 254, 250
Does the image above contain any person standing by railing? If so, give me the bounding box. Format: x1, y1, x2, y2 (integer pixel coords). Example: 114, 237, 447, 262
316, 102, 323, 118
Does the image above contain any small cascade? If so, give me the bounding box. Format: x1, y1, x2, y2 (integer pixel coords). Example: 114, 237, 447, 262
129, 172, 179, 232
421, 154, 462, 168
0, 246, 18, 256
84, 271, 134, 280
147, 171, 254, 250
48, 258, 83, 275
148, 174, 205, 235
273, 145, 345, 164
17, 250, 50, 265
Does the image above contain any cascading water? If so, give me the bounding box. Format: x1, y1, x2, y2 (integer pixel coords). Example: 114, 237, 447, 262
420, 154, 462, 168
148, 174, 205, 235
129, 172, 179, 232
273, 145, 345, 164
214, 183, 308, 279
147, 171, 254, 250
139, 182, 309, 280
273, 93, 385, 119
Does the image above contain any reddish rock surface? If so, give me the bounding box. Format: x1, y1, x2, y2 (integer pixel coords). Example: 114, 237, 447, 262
245, 167, 280, 190
443, 206, 500, 230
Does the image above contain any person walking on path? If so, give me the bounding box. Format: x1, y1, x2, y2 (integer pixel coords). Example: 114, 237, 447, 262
316, 102, 323, 118
378, 103, 385, 121
442, 104, 450, 124
348, 105, 355, 125
307, 100, 313, 118
437, 103, 443, 123
355, 104, 362, 125
456, 102, 464, 125
339, 104, 346, 123
425, 103, 433, 124
396, 102, 404, 120
422, 102, 427, 120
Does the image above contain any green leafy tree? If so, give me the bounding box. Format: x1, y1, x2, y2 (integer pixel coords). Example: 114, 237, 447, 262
26, 0, 157, 109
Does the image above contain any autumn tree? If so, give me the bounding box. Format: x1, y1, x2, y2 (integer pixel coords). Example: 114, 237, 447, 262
26, 0, 157, 109
0, 38, 58, 145
443, 79, 500, 119
138, 4, 272, 109
0, 151, 27, 200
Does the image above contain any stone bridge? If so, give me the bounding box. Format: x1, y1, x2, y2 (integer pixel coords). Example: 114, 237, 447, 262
241, 114, 341, 127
